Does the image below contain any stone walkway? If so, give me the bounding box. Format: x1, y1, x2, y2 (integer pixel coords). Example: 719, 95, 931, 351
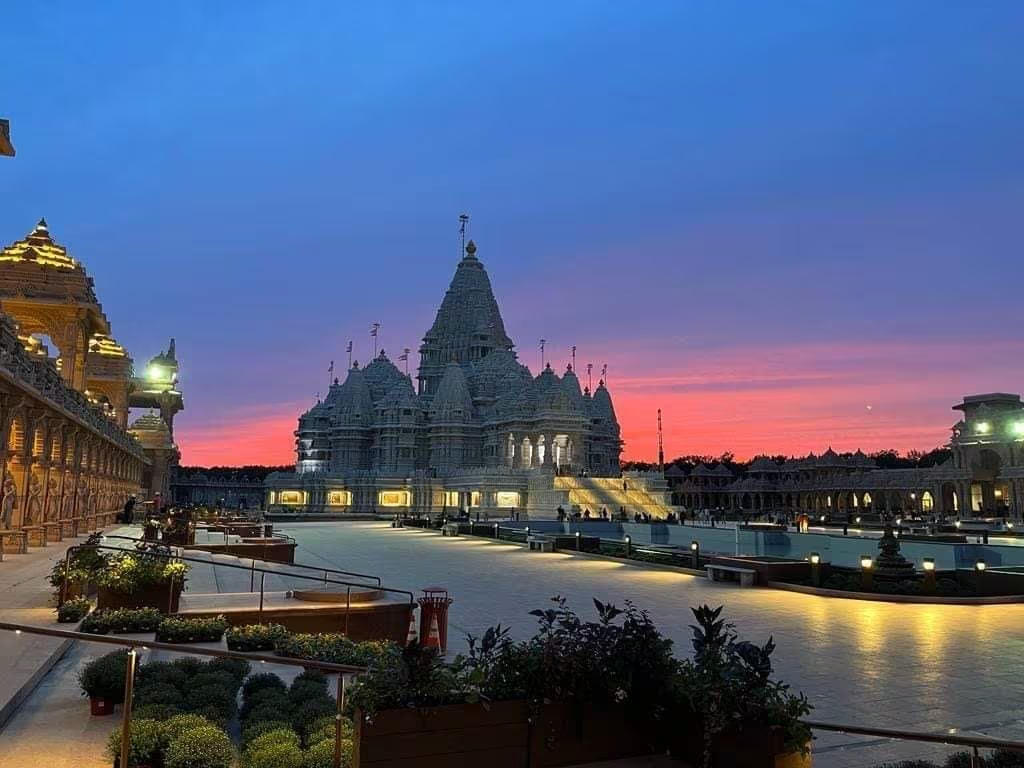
279, 522, 1024, 768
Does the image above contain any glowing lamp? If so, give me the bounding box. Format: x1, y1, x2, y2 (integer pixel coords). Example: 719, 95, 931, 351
855, 516, 861, 524
975, 560, 986, 571
809, 552, 820, 565
975, 421, 991, 434
860, 555, 873, 570
1008, 522, 1015, 530
1012, 421, 1024, 437
690, 540, 699, 552
819, 515, 825, 522
625, 535, 631, 544
896, 518, 902, 526
955, 521, 962, 529
922, 558, 935, 571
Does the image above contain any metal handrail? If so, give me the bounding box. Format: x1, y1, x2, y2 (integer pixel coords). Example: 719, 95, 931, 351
0, 620, 361, 768
107, 531, 383, 587
61, 541, 415, 611
806, 719, 1024, 751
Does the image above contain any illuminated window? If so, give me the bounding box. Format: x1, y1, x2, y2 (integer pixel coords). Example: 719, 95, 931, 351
921, 491, 934, 512
863, 492, 872, 506
327, 490, 351, 506
470, 491, 481, 507
496, 491, 520, 508
279, 491, 304, 505
443, 490, 459, 507
379, 490, 411, 507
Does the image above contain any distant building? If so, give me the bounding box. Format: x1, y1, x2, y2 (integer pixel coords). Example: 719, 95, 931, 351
266, 238, 673, 518
667, 393, 1024, 518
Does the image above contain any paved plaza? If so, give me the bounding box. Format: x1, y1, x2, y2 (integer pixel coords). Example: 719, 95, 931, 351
281, 521, 1024, 767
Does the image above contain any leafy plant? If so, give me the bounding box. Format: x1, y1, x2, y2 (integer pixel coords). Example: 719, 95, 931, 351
57, 597, 91, 623
675, 604, 812, 766
95, 552, 189, 594
303, 736, 354, 768
345, 641, 462, 721
79, 650, 128, 702
242, 672, 288, 700
81, 607, 164, 634
155, 615, 228, 643
275, 633, 399, 667
226, 622, 288, 651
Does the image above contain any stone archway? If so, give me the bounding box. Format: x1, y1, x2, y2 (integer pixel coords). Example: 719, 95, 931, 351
972, 449, 1005, 513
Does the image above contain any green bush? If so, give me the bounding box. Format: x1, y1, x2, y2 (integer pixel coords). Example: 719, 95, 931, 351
79, 650, 128, 702
134, 683, 185, 710
164, 724, 234, 768
242, 672, 287, 700
241, 687, 292, 721
206, 655, 251, 683
172, 657, 204, 676
242, 741, 304, 768
133, 702, 182, 720
138, 660, 188, 690
156, 615, 229, 643
247, 728, 301, 751
290, 679, 331, 705
185, 685, 238, 725
190, 670, 238, 691
306, 715, 354, 748
294, 669, 329, 689
57, 597, 91, 623
292, 697, 337, 734
276, 633, 399, 667
95, 552, 189, 594
164, 713, 214, 733
226, 623, 288, 652
82, 607, 164, 635
242, 719, 295, 747
105, 718, 166, 767
303, 737, 353, 768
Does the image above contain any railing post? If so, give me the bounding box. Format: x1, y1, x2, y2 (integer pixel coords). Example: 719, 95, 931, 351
250, 559, 255, 592
970, 746, 981, 768
119, 648, 137, 768
258, 573, 265, 625
345, 585, 351, 637
59, 547, 74, 608
334, 674, 347, 768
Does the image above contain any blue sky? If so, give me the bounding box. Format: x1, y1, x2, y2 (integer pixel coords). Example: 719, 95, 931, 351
2, 2, 1022, 462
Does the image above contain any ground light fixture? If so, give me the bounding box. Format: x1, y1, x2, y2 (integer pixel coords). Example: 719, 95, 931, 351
855, 516, 862, 524
955, 520, 962, 529
922, 557, 936, 593
860, 555, 874, 590
690, 539, 700, 568
975, 560, 986, 571
809, 552, 821, 586
575, 530, 581, 551
809, 552, 821, 564
624, 534, 632, 557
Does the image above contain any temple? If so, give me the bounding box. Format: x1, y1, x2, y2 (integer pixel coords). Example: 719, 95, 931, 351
266, 239, 673, 518
0, 219, 184, 506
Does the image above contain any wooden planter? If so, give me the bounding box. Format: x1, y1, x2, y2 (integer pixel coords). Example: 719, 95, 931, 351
97, 582, 182, 613
353, 701, 656, 768
670, 722, 811, 768
354, 701, 531, 768
90, 697, 115, 716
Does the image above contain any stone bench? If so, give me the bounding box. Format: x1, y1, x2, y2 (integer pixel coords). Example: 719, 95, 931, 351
706, 564, 756, 587
0, 529, 27, 554
528, 535, 553, 552
442, 523, 460, 537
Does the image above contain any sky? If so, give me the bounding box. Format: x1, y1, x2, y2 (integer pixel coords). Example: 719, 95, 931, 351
2, 2, 1022, 465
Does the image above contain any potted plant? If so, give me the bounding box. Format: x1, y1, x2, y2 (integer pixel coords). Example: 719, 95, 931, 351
225, 623, 288, 652
669, 605, 813, 768
163, 721, 235, 768
155, 615, 229, 644
79, 650, 128, 716
57, 596, 91, 623
95, 551, 188, 612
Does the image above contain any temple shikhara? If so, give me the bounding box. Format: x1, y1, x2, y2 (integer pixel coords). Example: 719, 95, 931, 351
0, 219, 184, 542
266, 239, 674, 518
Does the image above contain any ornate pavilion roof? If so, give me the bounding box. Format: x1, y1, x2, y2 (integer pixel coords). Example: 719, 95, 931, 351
0, 218, 78, 270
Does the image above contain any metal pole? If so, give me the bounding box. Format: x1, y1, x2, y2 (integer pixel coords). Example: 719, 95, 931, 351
258, 573, 265, 625
345, 585, 351, 636
119, 648, 137, 768
334, 674, 347, 768
250, 559, 255, 592
59, 548, 74, 607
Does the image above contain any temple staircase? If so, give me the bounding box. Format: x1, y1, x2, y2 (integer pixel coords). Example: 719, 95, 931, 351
526, 474, 675, 520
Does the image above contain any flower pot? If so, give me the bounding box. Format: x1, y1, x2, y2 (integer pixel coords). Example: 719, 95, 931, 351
531, 701, 657, 767
97, 582, 182, 613
90, 697, 115, 716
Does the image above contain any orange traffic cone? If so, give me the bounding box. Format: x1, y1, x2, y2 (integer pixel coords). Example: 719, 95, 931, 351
406, 611, 418, 646
423, 613, 441, 649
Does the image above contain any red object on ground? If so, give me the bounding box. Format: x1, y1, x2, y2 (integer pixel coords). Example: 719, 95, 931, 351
417, 587, 453, 653
90, 697, 114, 716
424, 613, 441, 649
406, 609, 419, 645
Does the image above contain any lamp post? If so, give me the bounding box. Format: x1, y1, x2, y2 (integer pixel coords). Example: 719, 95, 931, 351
493, 523, 499, 540
690, 539, 700, 569
624, 534, 632, 558
975, 559, 986, 594
860, 555, 874, 591
809, 552, 821, 587
922, 557, 936, 594
575, 530, 581, 551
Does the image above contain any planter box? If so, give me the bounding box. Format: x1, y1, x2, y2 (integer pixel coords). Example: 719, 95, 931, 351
97, 582, 182, 613
531, 702, 656, 767
354, 701, 531, 768
670, 722, 810, 768
354, 701, 656, 768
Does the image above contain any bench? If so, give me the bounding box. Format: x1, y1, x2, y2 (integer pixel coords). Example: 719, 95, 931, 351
527, 535, 553, 552
706, 564, 756, 587
442, 523, 460, 537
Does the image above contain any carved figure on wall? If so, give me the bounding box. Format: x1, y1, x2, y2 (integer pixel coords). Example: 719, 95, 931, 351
44, 477, 59, 522
25, 475, 42, 526
1, 474, 16, 529
61, 481, 74, 519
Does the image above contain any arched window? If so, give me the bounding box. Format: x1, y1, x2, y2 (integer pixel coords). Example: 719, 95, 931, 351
921, 491, 934, 512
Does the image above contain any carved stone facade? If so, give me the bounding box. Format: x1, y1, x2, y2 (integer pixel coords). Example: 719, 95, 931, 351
668, 393, 1024, 519
266, 239, 626, 517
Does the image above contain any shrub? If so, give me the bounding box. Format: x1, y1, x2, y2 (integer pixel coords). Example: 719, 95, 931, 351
156, 615, 229, 643
226, 623, 288, 652
276, 634, 399, 667
242, 741, 304, 768
190, 670, 238, 691
290, 679, 331, 706
206, 655, 252, 683
105, 718, 166, 767
83, 607, 164, 634
292, 697, 337, 734
164, 724, 234, 768
137, 660, 188, 690
164, 713, 214, 733
134, 683, 185, 710
294, 669, 329, 688
247, 728, 301, 751
79, 650, 128, 702
185, 684, 238, 725
133, 702, 182, 720
241, 687, 292, 721
306, 715, 354, 748
242, 672, 287, 700
242, 719, 295, 747
303, 736, 353, 768
95, 552, 189, 594
57, 597, 91, 623
172, 657, 204, 676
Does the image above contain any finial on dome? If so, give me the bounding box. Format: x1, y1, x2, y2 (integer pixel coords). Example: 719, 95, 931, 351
352, 360, 360, 370
566, 363, 573, 373
464, 239, 477, 259
36, 217, 48, 230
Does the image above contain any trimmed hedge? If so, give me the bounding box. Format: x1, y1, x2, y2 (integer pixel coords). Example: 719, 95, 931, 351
275, 633, 399, 666
56, 597, 91, 623
226, 623, 288, 652
155, 615, 229, 643
81, 607, 163, 635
